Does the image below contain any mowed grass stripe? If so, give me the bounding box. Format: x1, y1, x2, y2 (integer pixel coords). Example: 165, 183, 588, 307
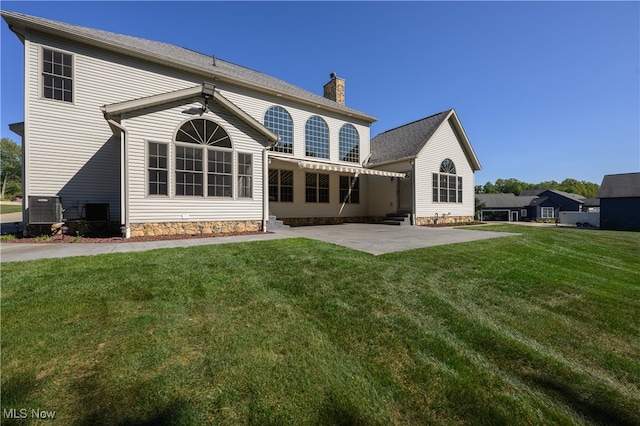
2, 226, 639, 425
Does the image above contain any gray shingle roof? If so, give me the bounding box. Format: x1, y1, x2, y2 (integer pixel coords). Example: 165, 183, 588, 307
368, 110, 451, 165
598, 172, 640, 198
476, 193, 537, 209
1, 10, 375, 122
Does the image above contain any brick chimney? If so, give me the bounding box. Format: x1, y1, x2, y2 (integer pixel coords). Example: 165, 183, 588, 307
323, 72, 345, 105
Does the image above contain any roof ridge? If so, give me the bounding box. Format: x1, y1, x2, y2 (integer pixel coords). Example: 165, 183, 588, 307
374, 109, 452, 137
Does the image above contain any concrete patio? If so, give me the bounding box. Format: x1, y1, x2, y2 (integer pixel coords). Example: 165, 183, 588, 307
0, 221, 517, 262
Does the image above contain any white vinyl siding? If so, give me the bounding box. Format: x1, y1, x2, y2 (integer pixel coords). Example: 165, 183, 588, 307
415, 118, 475, 218
24, 32, 202, 221
124, 101, 265, 223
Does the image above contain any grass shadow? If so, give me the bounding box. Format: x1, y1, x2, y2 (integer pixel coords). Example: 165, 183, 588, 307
528, 374, 636, 426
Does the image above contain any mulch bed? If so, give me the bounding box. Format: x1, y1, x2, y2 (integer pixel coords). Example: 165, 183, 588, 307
5, 231, 267, 244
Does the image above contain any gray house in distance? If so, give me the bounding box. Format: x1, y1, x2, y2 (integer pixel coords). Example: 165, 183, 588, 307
598, 172, 640, 231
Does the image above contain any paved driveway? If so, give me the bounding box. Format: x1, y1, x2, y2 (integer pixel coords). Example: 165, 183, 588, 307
0, 223, 517, 262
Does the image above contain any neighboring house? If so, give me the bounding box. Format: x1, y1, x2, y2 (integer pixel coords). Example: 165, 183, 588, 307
2, 11, 481, 237
477, 189, 586, 222
520, 189, 587, 212
598, 172, 640, 231
475, 193, 537, 222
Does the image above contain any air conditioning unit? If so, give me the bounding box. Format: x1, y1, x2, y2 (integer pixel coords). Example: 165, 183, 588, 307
28, 196, 63, 224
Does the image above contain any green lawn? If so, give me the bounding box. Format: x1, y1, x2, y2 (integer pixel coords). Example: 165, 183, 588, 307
0, 203, 22, 215
2, 226, 639, 425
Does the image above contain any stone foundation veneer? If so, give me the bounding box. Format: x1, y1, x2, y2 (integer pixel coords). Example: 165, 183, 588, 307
129, 220, 262, 237
416, 216, 474, 226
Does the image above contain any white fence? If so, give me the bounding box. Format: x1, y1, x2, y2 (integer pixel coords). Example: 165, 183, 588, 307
559, 211, 600, 227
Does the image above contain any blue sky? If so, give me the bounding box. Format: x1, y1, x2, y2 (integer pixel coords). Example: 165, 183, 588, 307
1, 1, 638, 186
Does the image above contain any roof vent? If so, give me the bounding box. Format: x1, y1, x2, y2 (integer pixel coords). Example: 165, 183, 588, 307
212, 54, 216, 67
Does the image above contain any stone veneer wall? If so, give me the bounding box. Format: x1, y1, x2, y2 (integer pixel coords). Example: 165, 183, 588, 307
281, 216, 384, 227
129, 220, 262, 237
416, 216, 474, 226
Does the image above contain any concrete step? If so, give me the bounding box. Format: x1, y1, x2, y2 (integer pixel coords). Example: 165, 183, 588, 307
267, 215, 290, 231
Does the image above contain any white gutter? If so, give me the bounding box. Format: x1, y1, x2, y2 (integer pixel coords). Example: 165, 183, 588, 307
104, 117, 130, 238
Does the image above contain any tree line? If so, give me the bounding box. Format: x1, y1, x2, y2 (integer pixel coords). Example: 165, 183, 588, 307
1, 138, 22, 199
475, 178, 600, 198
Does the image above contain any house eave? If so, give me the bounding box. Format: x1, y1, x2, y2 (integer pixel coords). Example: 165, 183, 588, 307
101, 84, 279, 145
9, 122, 25, 137
2, 11, 376, 124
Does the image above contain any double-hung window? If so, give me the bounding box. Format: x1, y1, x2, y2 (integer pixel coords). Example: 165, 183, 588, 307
269, 170, 293, 202
306, 173, 329, 203
42, 48, 73, 102
237, 153, 253, 198
148, 142, 168, 196
541, 207, 554, 219
339, 175, 359, 204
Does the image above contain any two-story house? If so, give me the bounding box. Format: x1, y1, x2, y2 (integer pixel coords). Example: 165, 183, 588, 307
2, 11, 481, 238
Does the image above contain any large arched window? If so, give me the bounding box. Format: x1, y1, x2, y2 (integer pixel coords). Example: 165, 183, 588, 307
432, 158, 462, 203
264, 106, 293, 154
339, 124, 359, 163
305, 116, 329, 159
148, 118, 252, 198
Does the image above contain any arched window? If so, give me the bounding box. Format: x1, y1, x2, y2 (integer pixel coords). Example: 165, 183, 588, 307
339, 124, 359, 163
440, 158, 456, 174
176, 118, 231, 147
264, 106, 293, 154
432, 158, 462, 203
155, 118, 252, 198
305, 116, 329, 159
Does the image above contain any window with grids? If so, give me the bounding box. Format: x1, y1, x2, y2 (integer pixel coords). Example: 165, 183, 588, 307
432, 159, 462, 203
305, 116, 329, 159
339, 124, 359, 163
237, 153, 253, 198
172, 118, 238, 197
541, 207, 555, 219
42, 48, 73, 102
339, 175, 359, 204
148, 142, 168, 195
264, 106, 293, 154
207, 150, 232, 197
306, 173, 329, 203
269, 170, 293, 202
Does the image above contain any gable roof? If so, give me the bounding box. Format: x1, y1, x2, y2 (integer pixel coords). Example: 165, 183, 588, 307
101, 84, 279, 145
368, 109, 481, 170
476, 193, 537, 209
521, 188, 585, 203
598, 172, 640, 198
1, 10, 376, 123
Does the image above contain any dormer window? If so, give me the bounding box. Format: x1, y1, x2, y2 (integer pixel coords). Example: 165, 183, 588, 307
42, 48, 73, 102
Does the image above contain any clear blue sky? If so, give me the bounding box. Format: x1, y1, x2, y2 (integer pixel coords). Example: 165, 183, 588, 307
1, 1, 638, 186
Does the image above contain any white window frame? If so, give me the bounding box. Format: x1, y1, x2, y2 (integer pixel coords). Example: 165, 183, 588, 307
237, 152, 253, 199
541, 207, 555, 219
146, 141, 170, 197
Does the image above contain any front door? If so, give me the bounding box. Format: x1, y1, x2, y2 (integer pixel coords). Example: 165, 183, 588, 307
398, 172, 412, 212
511, 211, 518, 222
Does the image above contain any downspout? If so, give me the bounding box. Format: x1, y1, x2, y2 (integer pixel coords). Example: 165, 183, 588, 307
410, 159, 417, 226
262, 146, 269, 233
105, 118, 130, 238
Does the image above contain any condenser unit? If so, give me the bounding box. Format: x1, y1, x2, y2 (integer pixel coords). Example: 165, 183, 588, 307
28, 196, 63, 224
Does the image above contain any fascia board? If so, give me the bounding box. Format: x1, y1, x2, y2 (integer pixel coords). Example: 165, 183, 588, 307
101, 86, 201, 116
212, 91, 279, 145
